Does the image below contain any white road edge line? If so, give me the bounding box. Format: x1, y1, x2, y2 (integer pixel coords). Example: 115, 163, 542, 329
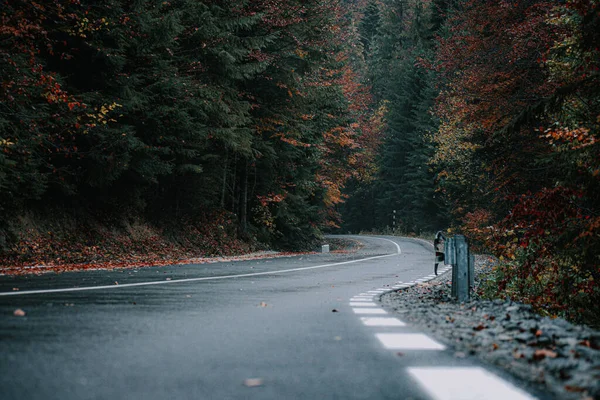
1, 236, 405, 297
375, 237, 402, 255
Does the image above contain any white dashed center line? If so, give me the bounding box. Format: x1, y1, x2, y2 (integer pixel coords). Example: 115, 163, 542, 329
407, 367, 538, 400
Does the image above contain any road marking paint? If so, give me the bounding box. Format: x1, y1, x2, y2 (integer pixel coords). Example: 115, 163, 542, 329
350, 297, 373, 301
0, 243, 402, 297
407, 367, 537, 400
360, 317, 405, 327
373, 237, 402, 255
368, 290, 385, 293
375, 333, 446, 350
353, 308, 387, 315
349, 302, 377, 307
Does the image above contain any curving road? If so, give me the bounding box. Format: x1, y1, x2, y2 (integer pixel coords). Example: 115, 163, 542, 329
0, 236, 542, 400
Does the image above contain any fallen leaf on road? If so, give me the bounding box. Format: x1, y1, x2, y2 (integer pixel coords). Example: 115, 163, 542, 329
244, 378, 263, 387
533, 349, 558, 360
12, 288, 19, 291
114, 281, 119, 285
259, 302, 268, 307
492, 343, 499, 351
564, 385, 586, 393
396, 352, 405, 357
473, 324, 486, 331
332, 309, 339, 313
14, 309, 26, 316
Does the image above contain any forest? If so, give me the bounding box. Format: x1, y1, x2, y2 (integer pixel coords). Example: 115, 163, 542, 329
1, 0, 599, 324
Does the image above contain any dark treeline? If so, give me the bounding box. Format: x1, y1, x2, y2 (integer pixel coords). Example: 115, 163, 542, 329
1, 0, 381, 258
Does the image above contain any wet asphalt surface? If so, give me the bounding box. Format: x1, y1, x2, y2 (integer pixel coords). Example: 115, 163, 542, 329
0, 236, 541, 399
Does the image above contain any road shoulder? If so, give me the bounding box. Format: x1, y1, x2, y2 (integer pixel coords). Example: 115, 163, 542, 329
380, 256, 600, 400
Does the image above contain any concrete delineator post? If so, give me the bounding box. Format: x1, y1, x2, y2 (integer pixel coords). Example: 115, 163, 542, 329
321, 244, 330, 253
444, 234, 472, 302
445, 237, 457, 297
454, 235, 469, 302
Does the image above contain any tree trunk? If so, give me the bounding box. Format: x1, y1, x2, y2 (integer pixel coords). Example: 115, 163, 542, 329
220, 149, 229, 209
239, 159, 248, 233
230, 155, 237, 212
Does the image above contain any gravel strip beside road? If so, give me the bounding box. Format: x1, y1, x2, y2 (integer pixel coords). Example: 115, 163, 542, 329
380, 255, 600, 400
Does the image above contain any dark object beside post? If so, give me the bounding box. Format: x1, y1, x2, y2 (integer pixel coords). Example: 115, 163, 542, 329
434, 231, 446, 275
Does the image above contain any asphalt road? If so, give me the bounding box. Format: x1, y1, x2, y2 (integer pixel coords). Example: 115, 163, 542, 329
0, 235, 541, 400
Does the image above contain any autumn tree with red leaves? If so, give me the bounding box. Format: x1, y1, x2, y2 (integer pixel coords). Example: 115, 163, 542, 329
433, 0, 600, 325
